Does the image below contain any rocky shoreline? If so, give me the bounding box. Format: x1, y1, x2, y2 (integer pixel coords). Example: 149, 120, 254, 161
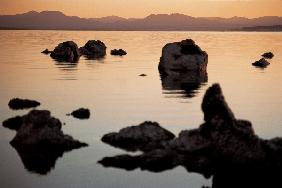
99, 83, 282, 187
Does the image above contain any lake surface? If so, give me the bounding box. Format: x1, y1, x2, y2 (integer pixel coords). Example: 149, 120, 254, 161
0, 31, 282, 188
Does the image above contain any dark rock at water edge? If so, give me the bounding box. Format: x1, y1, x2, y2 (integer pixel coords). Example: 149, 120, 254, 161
252, 58, 270, 68
99, 83, 282, 184
50, 41, 80, 63
111, 49, 127, 56
159, 39, 208, 76
70, 108, 90, 119
2, 116, 23, 130
3, 110, 88, 174
8, 98, 40, 110
10, 110, 88, 149
102, 121, 175, 152
262, 52, 274, 59
79, 40, 106, 59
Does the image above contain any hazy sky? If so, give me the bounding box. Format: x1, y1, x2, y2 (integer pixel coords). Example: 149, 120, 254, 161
0, 0, 282, 18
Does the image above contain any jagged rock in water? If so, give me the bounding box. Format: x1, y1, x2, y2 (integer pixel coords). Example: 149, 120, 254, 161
101, 121, 175, 152
201, 83, 235, 123
110, 49, 127, 56
70, 108, 90, 119
99, 83, 282, 184
50, 41, 80, 63
202, 85, 263, 165
262, 52, 274, 59
41, 49, 52, 54
4, 110, 88, 174
252, 58, 270, 68
8, 98, 40, 110
79, 40, 106, 59
159, 39, 208, 76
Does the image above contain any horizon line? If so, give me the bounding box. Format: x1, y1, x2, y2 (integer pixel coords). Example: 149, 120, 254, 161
2, 10, 282, 20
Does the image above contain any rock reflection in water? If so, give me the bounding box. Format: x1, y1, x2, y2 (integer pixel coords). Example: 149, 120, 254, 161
160, 71, 208, 98
54, 61, 78, 70
53, 61, 78, 80
3, 110, 88, 175
12, 145, 66, 175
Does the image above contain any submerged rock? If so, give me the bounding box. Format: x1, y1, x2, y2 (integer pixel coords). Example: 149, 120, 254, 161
41, 49, 52, 54
252, 58, 270, 68
262, 52, 274, 59
70, 108, 90, 119
79, 40, 106, 59
50, 41, 80, 63
102, 121, 175, 152
99, 83, 282, 182
111, 49, 127, 56
159, 39, 208, 76
139, 74, 147, 77
8, 98, 40, 110
3, 110, 88, 174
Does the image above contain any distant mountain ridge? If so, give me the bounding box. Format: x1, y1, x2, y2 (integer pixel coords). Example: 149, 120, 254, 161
0, 11, 282, 31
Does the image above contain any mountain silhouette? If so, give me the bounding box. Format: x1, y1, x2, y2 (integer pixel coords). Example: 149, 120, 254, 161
0, 11, 282, 31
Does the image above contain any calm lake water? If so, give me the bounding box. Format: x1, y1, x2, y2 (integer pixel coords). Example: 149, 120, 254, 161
0, 31, 282, 188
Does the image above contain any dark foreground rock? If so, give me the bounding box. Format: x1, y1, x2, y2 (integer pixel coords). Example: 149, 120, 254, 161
262, 52, 274, 59
79, 40, 106, 59
70, 108, 90, 119
110, 49, 127, 56
41, 49, 52, 54
3, 110, 88, 174
102, 121, 175, 152
8, 98, 40, 110
10, 110, 88, 149
99, 83, 282, 186
252, 58, 270, 68
2, 116, 23, 130
50, 41, 80, 63
159, 39, 208, 76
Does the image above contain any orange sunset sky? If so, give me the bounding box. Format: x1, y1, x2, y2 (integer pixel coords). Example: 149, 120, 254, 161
0, 0, 282, 18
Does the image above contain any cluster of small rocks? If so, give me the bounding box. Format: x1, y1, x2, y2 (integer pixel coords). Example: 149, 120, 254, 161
42, 40, 127, 62
252, 52, 274, 68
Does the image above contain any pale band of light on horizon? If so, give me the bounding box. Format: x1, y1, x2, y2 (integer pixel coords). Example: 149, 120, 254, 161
0, 0, 282, 18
